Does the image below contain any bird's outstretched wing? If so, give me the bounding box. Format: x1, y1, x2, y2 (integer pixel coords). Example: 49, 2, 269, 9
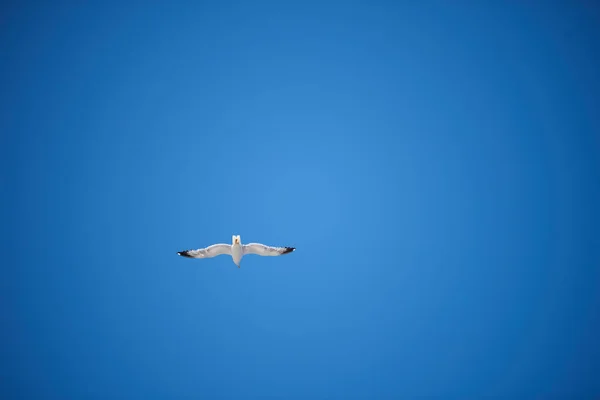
243, 243, 295, 256
177, 244, 231, 259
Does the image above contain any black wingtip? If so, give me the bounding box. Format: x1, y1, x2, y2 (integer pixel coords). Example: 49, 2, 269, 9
177, 251, 193, 258
282, 247, 296, 255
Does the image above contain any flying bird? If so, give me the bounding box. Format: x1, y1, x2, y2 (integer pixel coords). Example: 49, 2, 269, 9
177, 235, 295, 268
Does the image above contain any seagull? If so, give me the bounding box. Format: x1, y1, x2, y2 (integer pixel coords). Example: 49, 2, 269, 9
177, 235, 295, 268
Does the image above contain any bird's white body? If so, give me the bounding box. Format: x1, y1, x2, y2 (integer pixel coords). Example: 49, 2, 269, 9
231, 242, 243, 266
177, 234, 295, 268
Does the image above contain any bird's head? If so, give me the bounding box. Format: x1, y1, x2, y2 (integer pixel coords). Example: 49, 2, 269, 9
232, 235, 241, 245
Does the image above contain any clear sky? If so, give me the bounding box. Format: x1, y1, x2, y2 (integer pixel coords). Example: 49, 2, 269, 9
2, 1, 600, 398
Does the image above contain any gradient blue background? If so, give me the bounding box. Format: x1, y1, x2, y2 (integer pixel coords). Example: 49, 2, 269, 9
2, 1, 599, 398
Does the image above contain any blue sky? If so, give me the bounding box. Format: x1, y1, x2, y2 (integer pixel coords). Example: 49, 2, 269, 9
2, 1, 600, 398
